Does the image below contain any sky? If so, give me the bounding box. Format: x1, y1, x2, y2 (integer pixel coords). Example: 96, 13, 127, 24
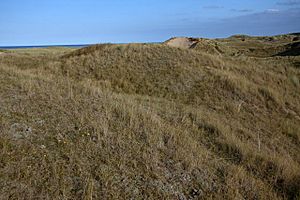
0, 0, 300, 46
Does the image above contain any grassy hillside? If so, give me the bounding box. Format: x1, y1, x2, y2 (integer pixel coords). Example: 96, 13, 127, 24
0, 35, 300, 199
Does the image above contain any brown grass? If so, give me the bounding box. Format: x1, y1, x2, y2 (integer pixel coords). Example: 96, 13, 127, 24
0, 34, 300, 199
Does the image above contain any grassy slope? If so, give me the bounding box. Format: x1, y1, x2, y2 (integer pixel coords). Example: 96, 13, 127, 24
0, 37, 300, 199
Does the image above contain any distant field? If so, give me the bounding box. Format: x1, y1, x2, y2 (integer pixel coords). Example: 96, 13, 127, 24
0, 34, 299, 199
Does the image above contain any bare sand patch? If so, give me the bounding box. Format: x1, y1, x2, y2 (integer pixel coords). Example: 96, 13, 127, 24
165, 37, 198, 49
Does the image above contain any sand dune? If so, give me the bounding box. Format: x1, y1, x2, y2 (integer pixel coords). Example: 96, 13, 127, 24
0, 34, 300, 199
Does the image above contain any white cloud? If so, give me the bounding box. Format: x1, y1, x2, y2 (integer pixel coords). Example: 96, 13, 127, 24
265, 9, 280, 13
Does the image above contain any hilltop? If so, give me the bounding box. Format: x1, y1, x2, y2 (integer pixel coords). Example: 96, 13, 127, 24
0, 34, 299, 199
164, 33, 300, 57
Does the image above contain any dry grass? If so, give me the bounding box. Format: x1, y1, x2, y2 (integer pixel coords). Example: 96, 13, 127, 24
0, 34, 300, 199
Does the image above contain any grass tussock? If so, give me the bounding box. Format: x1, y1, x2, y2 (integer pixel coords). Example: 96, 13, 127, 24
0, 34, 300, 199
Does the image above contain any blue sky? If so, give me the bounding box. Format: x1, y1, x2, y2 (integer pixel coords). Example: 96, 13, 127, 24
0, 0, 300, 46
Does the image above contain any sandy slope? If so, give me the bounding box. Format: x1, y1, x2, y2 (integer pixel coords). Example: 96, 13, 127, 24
165, 37, 198, 49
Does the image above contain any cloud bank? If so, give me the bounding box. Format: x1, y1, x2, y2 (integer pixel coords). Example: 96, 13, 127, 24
277, 0, 300, 6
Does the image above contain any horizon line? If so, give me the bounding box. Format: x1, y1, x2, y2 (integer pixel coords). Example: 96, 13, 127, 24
1, 32, 299, 49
